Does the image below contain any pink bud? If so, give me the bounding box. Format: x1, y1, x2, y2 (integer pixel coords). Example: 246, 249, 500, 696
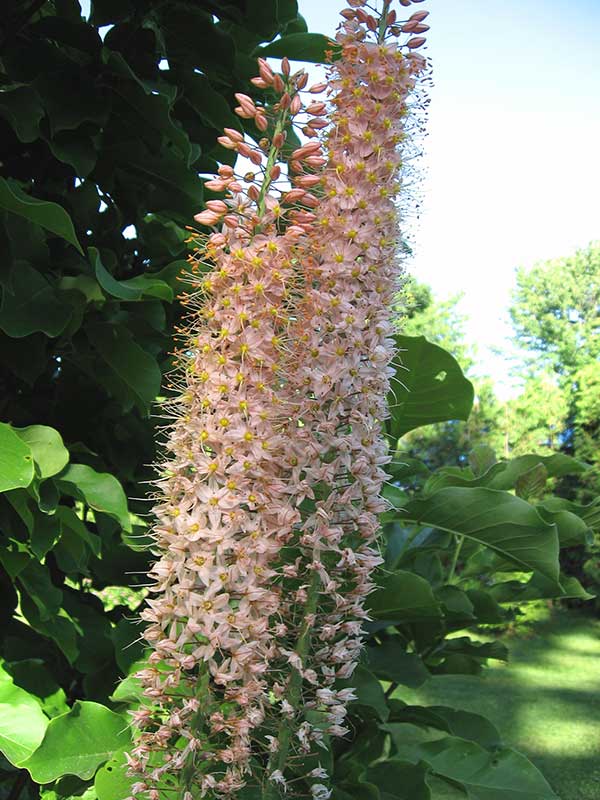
308, 118, 328, 130
234, 93, 256, 111
399, 0, 411, 6
306, 102, 326, 116
249, 149, 263, 166
272, 132, 286, 148
193, 210, 220, 226
223, 127, 243, 142
309, 82, 327, 93
296, 72, 308, 90
255, 113, 268, 131
257, 57, 274, 82
340, 9, 356, 20
251, 77, 268, 88
223, 215, 238, 229
280, 92, 291, 109
235, 106, 254, 120
270, 165, 281, 180
304, 155, 327, 167
302, 126, 318, 138
281, 57, 290, 76
302, 193, 319, 208
218, 165, 234, 177
248, 184, 259, 200
366, 15, 378, 31
217, 136, 237, 150
290, 94, 302, 115
387, 10, 397, 25
294, 174, 321, 188
273, 74, 285, 94
208, 233, 227, 246
282, 189, 307, 203
204, 179, 227, 191
410, 10, 430, 21
237, 142, 253, 158
407, 36, 426, 48
205, 200, 228, 213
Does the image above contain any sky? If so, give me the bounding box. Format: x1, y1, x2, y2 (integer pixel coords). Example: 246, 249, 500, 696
298, 0, 600, 397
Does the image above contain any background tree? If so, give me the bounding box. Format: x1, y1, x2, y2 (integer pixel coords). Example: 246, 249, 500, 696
397, 276, 504, 469
509, 242, 600, 500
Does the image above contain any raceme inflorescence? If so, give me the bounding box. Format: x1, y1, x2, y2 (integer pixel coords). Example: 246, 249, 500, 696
128, 2, 429, 798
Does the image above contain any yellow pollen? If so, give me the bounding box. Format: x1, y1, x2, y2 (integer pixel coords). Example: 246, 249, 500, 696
267, 241, 278, 252
225, 446, 234, 455
209, 497, 219, 506
244, 431, 254, 441
248, 494, 257, 502
331, 298, 340, 307
219, 572, 228, 581
240, 344, 249, 356
239, 400, 248, 411
203, 600, 213, 611
200, 431, 209, 441
334, 253, 344, 263
199, 371, 209, 382
236, 372, 244, 383
243, 460, 252, 470
219, 417, 230, 427
170, 508, 180, 517
194, 556, 205, 566
227, 613, 236, 624
189, 524, 199, 532
208, 463, 218, 473
227, 480, 236, 490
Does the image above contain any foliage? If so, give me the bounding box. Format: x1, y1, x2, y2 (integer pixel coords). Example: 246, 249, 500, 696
397, 279, 504, 471
0, 3, 596, 800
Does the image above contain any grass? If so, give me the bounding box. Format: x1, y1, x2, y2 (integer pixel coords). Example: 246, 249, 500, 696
394, 607, 600, 800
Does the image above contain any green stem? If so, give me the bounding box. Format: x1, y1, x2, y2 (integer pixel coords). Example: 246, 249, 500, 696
378, 1, 392, 44
263, 567, 321, 799
255, 96, 292, 225
447, 535, 464, 584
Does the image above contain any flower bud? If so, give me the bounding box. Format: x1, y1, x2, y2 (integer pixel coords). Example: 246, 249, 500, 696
273, 74, 285, 93
406, 36, 426, 48
281, 57, 290, 76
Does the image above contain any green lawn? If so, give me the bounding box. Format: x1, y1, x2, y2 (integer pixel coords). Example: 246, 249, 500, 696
394, 608, 600, 800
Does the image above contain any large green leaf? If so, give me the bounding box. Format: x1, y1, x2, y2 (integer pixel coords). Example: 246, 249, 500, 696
365, 640, 429, 689
91, 247, 173, 302
0, 178, 82, 254
56, 464, 131, 532
397, 488, 560, 582
0, 262, 73, 338
392, 736, 558, 799
0, 86, 44, 143
14, 425, 69, 479
365, 760, 431, 800
87, 322, 162, 414
21, 701, 131, 783
256, 32, 336, 62
0, 665, 49, 766
95, 750, 133, 800
5, 659, 69, 719
388, 336, 474, 442
367, 571, 441, 623
0, 422, 34, 491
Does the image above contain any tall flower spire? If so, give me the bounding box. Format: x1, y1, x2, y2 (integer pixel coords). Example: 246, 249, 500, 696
129, 2, 428, 798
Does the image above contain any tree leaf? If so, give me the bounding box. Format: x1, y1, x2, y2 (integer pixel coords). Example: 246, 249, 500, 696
392, 736, 558, 799
95, 750, 133, 800
56, 464, 131, 532
86, 322, 162, 414
91, 247, 173, 302
367, 571, 441, 623
398, 488, 560, 582
0, 86, 44, 143
21, 701, 131, 783
0, 262, 73, 338
14, 425, 69, 479
256, 33, 337, 62
0, 423, 34, 491
0, 664, 48, 766
365, 760, 431, 800
388, 336, 474, 442
365, 640, 429, 689
5, 659, 69, 718
0, 178, 83, 254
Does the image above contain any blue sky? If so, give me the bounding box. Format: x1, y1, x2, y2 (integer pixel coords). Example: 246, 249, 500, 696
299, 0, 600, 397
